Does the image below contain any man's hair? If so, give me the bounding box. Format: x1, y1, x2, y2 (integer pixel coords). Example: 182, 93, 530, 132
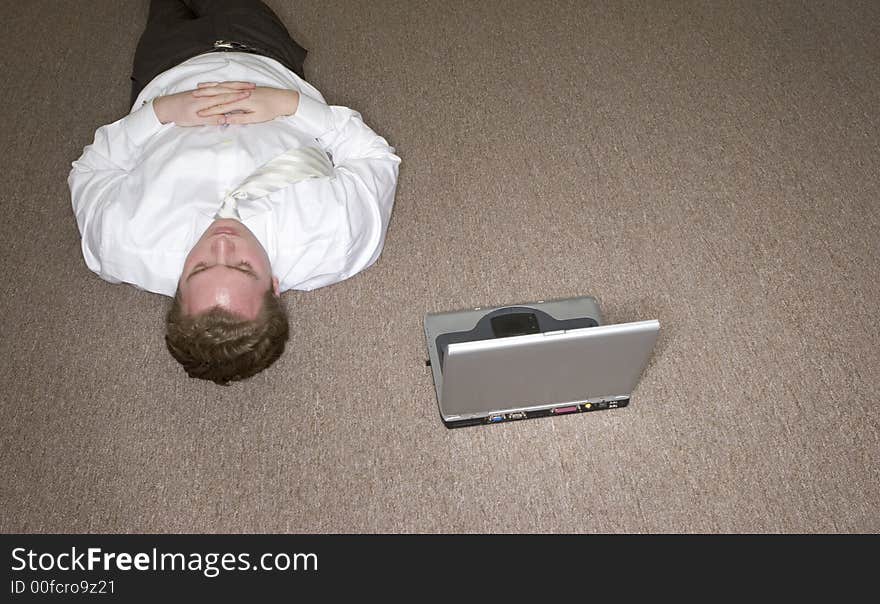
165, 289, 289, 385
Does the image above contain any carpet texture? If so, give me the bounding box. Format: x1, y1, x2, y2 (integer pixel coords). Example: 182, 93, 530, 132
1, 0, 878, 533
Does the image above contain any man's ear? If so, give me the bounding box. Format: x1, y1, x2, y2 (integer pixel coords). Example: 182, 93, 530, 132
272, 276, 280, 297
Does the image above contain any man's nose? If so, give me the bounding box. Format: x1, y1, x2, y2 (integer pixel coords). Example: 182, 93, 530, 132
211, 236, 235, 260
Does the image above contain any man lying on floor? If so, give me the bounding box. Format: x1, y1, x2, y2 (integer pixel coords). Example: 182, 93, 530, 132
68, 0, 401, 385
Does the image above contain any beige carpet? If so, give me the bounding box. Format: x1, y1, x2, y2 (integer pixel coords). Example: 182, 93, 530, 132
1, 0, 878, 533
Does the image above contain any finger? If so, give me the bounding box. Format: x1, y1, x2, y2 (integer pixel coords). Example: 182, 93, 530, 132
193, 87, 231, 98
197, 96, 251, 117
216, 81, 256, 90
197, 82, 219, 88
204, 90, 251, 108
222, 112, 260, 125
192, 85, 252, 98
195, 114, 228, 126
222, 90, 251, 103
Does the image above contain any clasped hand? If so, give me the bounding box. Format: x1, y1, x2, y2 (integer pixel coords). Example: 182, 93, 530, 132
153, 81, 300, 126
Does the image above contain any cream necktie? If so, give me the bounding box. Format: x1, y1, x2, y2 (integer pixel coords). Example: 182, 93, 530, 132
216, 146, 333, 219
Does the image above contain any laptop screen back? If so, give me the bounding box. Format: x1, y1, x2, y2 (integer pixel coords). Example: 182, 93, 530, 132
440, 320, 660, 420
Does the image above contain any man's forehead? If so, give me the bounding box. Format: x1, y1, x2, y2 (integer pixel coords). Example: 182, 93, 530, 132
180, 278, 265, 319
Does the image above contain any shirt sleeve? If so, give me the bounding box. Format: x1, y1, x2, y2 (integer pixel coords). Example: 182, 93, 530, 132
281, 96, 402, 290
68, 102, 165, 282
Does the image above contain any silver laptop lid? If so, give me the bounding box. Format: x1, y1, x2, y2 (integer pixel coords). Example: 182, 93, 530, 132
439, 320, 660, 421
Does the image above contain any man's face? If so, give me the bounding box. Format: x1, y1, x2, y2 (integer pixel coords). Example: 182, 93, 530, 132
178, 219, 280, 318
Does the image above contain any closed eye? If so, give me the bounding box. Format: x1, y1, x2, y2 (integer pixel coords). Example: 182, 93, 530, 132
189, 263, 209, 278
236, 261, 256, 277
186, 262, 258, 282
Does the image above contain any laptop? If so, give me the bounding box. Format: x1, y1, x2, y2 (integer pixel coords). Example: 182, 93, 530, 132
424, 296, 660, 428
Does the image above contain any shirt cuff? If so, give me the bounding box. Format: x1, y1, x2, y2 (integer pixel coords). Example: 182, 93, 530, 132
124, 101, 164, 146
291, 93, 333, 138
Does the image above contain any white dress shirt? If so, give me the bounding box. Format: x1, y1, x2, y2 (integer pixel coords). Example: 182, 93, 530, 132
69, 52, 401, 296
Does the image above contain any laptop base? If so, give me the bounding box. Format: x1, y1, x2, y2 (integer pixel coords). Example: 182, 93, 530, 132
442, 397, 630, 429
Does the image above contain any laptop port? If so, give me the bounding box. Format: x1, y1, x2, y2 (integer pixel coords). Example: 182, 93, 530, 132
487, 414, 504, 423
506, 412, 526, 420
551, 405, 579, 415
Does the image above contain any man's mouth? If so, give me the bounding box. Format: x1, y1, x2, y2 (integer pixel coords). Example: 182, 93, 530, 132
211, 227, 239, 236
